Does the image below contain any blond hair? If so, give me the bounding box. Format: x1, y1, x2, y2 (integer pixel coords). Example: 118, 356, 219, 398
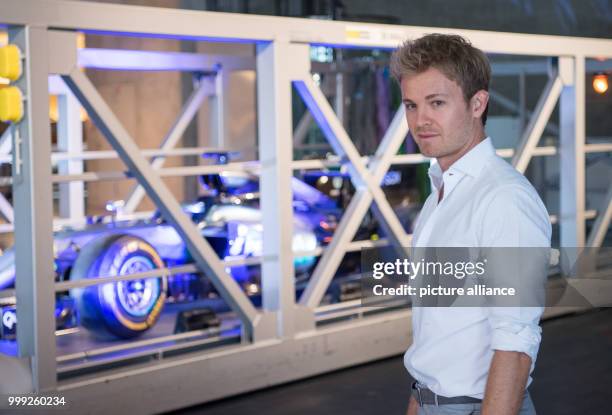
390, 34, 491, 125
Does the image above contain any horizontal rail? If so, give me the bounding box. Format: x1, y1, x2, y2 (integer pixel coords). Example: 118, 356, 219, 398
293, 247, 325, 258
0, 145, 608, 187
47, 162, 262, 184
1, 0, 612, 57
291, 158, 355, 170
54, 255, 268, 291
79, 48, 217, 72
55, 211, 155, 226
315, 298, 411, 323
0, 147, 241, 164
389, 154, 430, 164
550, 209, 597, 224
56, 325, 228, 364
291, 238, 391, 258
346, 239, 391, 252
0, 223, 15, 233
291, 144, 611, 171
585, 143, 612, 153
0, 291, 15, 302
315, 298, 363, 314
54, 263, 199, 292
57, 323, 241, 374
0, 211, 156, 234
0, 143, 605, 170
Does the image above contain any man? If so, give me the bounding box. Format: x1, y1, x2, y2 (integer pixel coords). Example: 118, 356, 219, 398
390, 34, 551, 415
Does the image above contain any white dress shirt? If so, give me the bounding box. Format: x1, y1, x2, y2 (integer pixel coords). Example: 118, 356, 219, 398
404, 137, 552, 399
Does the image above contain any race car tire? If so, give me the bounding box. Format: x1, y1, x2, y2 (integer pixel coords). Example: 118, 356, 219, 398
70, 234, 167, 339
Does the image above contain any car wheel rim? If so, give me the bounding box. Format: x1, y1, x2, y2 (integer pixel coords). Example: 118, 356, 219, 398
116, 256, 160, 317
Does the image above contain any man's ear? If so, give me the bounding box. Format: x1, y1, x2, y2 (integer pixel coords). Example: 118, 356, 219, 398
471, 90, 489, 119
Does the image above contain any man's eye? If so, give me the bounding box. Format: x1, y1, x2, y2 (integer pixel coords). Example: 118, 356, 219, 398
432, 100, 444, 107
404, 103, 416, 111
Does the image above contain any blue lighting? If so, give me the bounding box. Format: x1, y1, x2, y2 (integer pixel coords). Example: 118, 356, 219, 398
382, 171, 402, 186
310, 46, 334, 63
80, 29, 268, 45
0, 249, 15, 290
310, 42, 395, 51
1, 305, 17, 340
79, 48, 217, 72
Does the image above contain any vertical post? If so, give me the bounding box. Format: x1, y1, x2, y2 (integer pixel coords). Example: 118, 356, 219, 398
559, 56, 586, 248
0, 128, 15, 223
57, 89, 85, 221
209, 67, 225, 148
518, 70, 526, 132
10, 25, 57, 391
256, 40, 309, 337
335, 50, 345, 129
586, 184, 612, 248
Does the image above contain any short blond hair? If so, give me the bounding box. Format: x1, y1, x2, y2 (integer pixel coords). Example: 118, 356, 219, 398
390, 33, 491, 125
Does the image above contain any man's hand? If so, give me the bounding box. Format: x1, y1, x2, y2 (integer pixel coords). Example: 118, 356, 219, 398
406, 395, 419, 415
482, 350, 531, 415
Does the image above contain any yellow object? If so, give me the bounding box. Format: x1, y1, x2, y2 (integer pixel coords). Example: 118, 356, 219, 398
0, 86, 23, 122
49, 95, 58, 122
48, 95, 89, 123
593, 73, 608, 94
76, 32, 86, 49
0, 45, 22, 81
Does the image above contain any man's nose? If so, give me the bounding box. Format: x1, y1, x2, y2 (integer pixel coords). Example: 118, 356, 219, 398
414, 108, 432, 128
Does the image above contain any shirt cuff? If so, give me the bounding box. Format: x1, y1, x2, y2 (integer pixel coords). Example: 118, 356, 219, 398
490, 319, 542, 365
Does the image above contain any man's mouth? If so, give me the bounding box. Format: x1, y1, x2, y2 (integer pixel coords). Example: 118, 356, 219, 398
417, 133, 438, 140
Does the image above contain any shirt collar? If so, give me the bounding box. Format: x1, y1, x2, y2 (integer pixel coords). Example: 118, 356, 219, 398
428, 137, 495, 189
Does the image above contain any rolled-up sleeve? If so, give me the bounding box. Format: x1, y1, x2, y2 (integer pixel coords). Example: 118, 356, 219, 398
488, 308, 542, 365
479, 183, 552, 366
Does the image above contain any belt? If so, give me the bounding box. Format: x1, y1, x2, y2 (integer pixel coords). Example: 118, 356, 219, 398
411, 381, 482, 406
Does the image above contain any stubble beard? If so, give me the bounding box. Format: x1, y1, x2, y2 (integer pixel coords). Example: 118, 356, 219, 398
415, 135, 452, 159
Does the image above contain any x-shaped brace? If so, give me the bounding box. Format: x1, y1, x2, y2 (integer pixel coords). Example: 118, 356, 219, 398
295, 77, 411, 309
60, 69, 270, 339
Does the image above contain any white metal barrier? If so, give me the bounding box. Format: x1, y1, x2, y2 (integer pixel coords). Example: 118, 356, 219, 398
0, 1, 609, 412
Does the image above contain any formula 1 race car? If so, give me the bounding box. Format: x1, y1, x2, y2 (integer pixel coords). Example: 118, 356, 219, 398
0, 153, 416, 340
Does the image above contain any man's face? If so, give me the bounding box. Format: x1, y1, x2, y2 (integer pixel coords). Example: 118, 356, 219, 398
400, 67, 483, 169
